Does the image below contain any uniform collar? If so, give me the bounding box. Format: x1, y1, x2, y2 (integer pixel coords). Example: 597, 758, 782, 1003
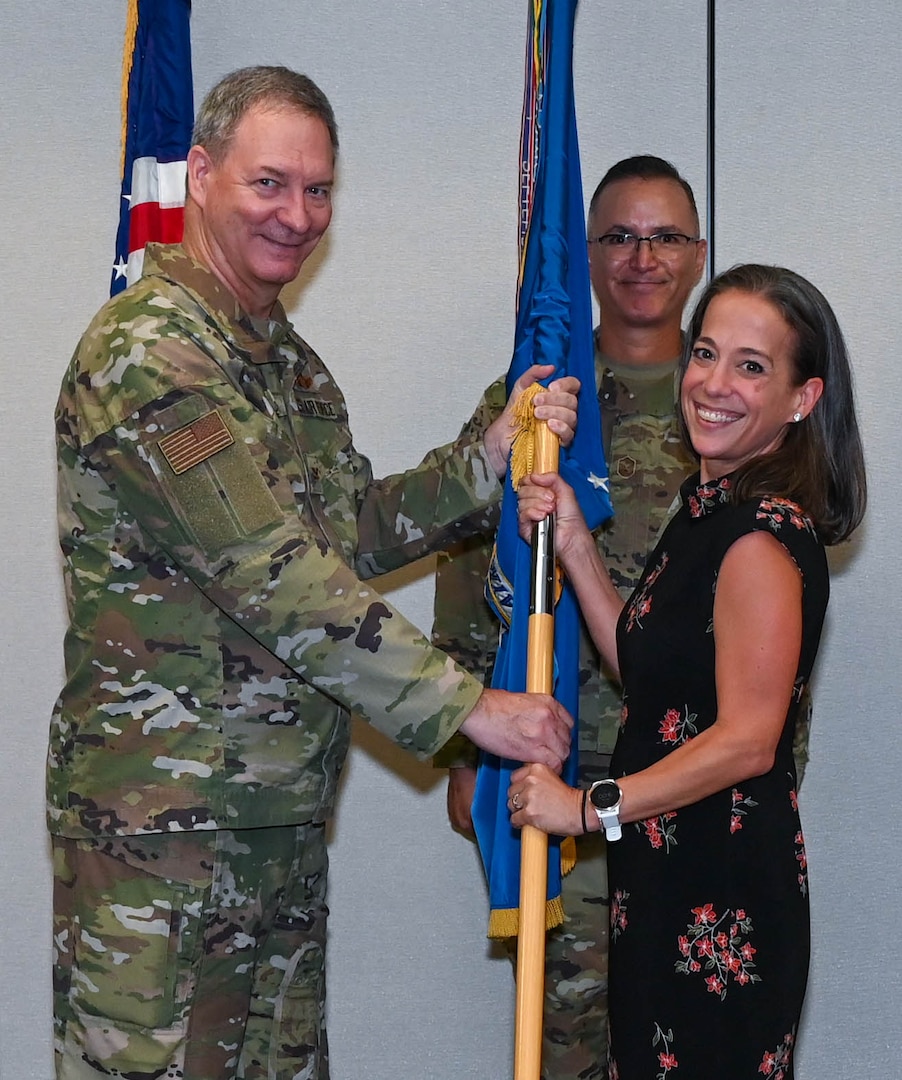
142, 243, 293, 364
594, 327, 682, 416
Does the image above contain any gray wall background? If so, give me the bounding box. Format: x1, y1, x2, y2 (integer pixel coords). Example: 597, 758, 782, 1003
1, 2, 898, 1077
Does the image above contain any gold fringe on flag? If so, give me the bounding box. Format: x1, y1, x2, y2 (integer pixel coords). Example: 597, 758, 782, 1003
509, 382, 543, 491
486, 838, 575, 940
121, 0, 139, 176
486, 834, 575, 939
489, 895, 566, 941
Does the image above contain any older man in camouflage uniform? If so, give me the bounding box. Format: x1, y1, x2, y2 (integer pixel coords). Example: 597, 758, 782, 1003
49, 66, 581, 1080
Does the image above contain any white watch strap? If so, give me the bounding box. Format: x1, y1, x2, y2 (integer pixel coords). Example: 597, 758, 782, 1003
598, 806, 622, 841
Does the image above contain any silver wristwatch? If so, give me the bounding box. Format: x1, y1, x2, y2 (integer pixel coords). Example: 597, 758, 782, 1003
589, 779, 623, 841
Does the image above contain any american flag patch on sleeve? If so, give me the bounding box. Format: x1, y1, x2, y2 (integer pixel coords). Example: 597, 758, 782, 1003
158, 411, 235, 475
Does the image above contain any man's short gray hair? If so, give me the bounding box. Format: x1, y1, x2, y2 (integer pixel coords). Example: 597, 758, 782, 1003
192, 65, 339, 161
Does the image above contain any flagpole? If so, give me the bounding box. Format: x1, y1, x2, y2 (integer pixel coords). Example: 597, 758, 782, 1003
706, 0, 716, 281
473, 2, 610, 1072
514, 420, 559, 1080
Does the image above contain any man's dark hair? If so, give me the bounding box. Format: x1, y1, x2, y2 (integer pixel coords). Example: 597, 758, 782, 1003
676, 263, 867, 545
192, 65, 339, 162
588, 155, 699, 231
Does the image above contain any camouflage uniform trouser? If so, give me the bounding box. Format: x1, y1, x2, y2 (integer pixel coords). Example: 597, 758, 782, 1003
506, 830, 610, 1080
52, 823, 329, 1080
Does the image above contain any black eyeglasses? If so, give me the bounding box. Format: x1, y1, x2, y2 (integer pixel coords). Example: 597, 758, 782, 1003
589, 232, 700, 258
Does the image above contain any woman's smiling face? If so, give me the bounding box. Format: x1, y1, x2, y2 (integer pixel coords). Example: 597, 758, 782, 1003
681, 289, 823, 482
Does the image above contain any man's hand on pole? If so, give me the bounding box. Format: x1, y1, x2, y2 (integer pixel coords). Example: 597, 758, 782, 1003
483, 363, 580, 478
459, 687, 573, 773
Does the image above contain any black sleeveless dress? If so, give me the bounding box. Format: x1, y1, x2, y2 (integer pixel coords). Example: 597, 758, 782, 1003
606, 474, 829, 1080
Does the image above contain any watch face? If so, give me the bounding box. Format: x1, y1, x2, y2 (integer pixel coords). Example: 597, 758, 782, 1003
590, 781, 621, 810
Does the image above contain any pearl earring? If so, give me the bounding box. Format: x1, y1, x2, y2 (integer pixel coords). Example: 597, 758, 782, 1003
793, 412, 802, 423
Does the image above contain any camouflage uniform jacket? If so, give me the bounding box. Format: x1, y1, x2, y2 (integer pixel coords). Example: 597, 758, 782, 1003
50, 244, 498, 839
433, 345, 695, 779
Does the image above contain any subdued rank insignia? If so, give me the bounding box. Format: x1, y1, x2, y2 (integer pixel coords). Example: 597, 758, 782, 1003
616, 455, 637, 479
158, 411, 235, 475
295, 395, 337, 419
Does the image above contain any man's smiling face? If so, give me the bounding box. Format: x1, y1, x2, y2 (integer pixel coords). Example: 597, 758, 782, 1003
588, 176, 706, 335
187, 103, 335, 316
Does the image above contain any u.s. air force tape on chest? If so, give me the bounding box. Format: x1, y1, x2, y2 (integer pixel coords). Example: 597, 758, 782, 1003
154, 407, 282, 552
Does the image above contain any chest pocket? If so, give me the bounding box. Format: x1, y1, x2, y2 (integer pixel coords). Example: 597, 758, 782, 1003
290, 391, 360, 562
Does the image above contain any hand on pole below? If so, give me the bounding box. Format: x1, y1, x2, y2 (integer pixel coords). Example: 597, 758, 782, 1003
507, 763, 586, 836
458, 687, 573, 772
483, 364, 580, 477
517, 471, 588, 563
446, 764, 477, 838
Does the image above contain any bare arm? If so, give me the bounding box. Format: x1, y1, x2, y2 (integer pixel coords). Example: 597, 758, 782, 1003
509, 530, 803, 834
612, 529, 801, 820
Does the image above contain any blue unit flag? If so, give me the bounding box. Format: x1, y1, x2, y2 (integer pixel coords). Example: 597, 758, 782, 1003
473, 0, 613, 938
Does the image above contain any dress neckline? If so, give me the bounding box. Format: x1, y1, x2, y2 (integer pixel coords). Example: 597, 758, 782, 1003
682, 473, 735, 519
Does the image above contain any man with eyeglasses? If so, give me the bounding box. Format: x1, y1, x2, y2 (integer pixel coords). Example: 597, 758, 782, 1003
432, 155, 706, 1079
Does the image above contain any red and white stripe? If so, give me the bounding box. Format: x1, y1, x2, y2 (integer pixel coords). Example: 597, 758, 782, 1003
126, 156, 187, 284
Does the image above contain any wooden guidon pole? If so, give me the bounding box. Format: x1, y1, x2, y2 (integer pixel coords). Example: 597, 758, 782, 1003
513, 420, 560, 1080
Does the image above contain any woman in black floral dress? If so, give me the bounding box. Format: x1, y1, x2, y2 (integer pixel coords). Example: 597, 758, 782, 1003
507, 265, 866, 1079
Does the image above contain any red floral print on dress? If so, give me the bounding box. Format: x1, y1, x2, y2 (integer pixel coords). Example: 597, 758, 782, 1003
642, 811, 678, 853
625, 552, 669, 633
788, 786, 809, 895
758, 1028, 796, 1078
687, 475, 733, 519
794, 828, 808, 896
659, 705, 697, 747
610, 888, 630, 941
756, 496, 817, 538
674, 904, 761, 1000
652, 1023, 679, 1078
730, 787, 758, 833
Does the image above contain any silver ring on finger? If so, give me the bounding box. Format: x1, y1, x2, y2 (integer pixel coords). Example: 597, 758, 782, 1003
512, 792, 522, 811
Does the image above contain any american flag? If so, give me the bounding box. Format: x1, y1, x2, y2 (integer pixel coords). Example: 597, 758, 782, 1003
111, 0, 193, 295
158, 412, 234, 475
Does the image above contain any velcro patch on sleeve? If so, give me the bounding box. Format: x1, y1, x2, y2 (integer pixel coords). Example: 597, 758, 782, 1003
158, 411, 235, 474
